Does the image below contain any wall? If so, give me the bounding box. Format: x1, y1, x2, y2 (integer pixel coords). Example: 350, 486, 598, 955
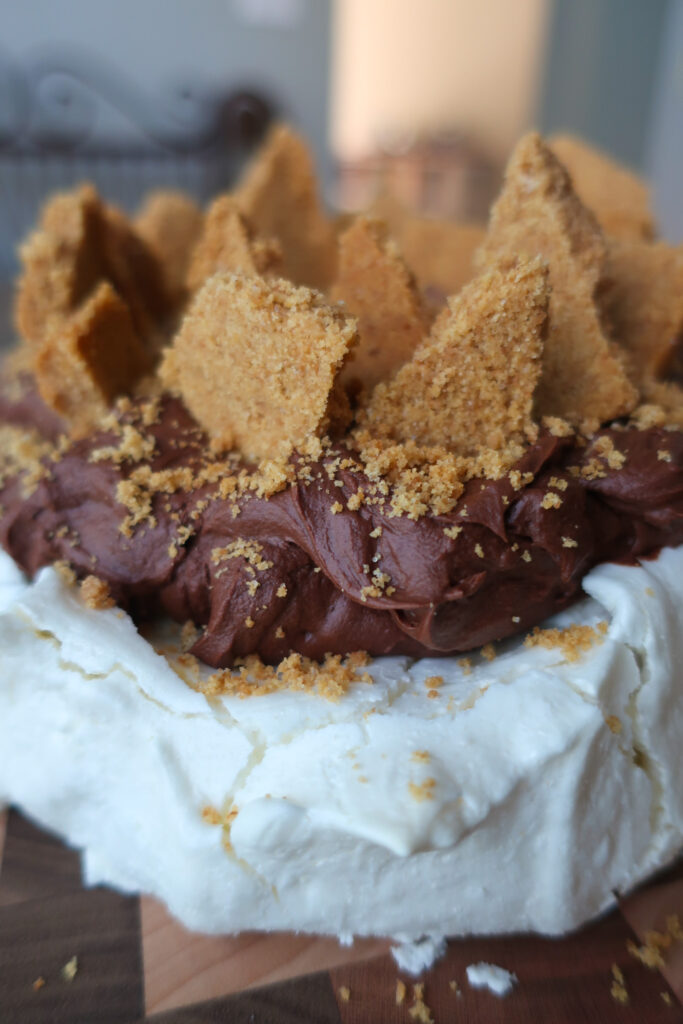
330, 0, 549, 161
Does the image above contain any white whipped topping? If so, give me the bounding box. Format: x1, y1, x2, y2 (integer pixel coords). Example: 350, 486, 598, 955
466, 961, 517, 996
0, 546, 682, 940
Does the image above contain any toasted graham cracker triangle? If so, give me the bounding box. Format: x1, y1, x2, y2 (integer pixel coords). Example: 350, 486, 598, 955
15, 184, 172, 352
34, 281, 152, 436
330, 217, 427, 392
477, 132, 638, 428
398, 218, 486, 300
549, 134, 655, 241
367, 195, 485, 300
234, 124, 336, 291
186, 197, 282, 292
160, 273, 358, 460
15, 184, 105, 346
602, 239, 683, 381
135, 190, 204, 300
361, 258, 549, 454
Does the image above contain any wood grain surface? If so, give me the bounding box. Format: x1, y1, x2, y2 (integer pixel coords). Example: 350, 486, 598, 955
0, 808, 682, 1023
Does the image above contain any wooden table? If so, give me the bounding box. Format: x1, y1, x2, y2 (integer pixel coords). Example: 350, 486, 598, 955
0, 808, 681, 1022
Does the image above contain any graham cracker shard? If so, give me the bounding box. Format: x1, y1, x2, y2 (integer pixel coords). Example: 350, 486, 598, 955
602, 239, 683, 381
362, 257, 549, 454
369, 195, 485, 298
330, 216, 428, 391
186, 196, 282, 292
35, 281, 152, 436
234, 124, 336, 291
398, 218, 486, 300
160, 273, 358, 460
14, 183, 172, 353
477, 132, 637, 427
135, 190, 204, 299
549, 134, 655, 241
15, 184, 104, 346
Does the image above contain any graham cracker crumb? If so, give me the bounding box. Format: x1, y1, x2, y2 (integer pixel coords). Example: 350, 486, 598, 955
338, 986, 351, 1003
549, 134, 654, 241
408, 778, 436, 802
186, 196, 282, 292
661, 991, 673, 1006
53, 560, 77, 586
408, 982, 434, 1024
562, 536, 578, 548
211, 538, 274, 574
425, 675, 444, 689
276, 583, 288, 598
605, 715, 622, 735
61, 956, 78, 983
0, 422, 58, 501
477, 132, 637, 426
35, 281, 152, 436
330, 216, 427, 391
181, 620, 199, 651
80, 575, 115, 610
135, 189, 204, 299
201, 651, 372, 702
330, 501, 344, 514
235, 123, 336, 291
361, 257, 548, 455
90, 423, 156, 465
525, 621, 608, 662
160, 273, 357, 460
396, 979, 407, 1004
541, 491, 563, 509
610, 963, 629, 1005
627, 914, 683, 970
658, 449, 672, 462
32, 977, 46, 991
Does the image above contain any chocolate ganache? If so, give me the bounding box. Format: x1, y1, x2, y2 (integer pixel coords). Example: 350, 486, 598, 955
1, 384, 682, 668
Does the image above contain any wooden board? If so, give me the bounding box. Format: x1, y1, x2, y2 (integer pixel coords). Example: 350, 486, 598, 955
0, 808, 681, 1023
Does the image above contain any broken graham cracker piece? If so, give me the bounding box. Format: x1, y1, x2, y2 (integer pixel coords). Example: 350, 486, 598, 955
15, 183, 173, 353
367, 195, 485, 297
398, 218, 486, 299
15, 184, 105, 347
160, 273, 358, 460
477, 132, 638, 427
330, 217, 428, 392
549, 133, 655, 241
234, 123, 337, 291
361, 258, 548, 454
35, 281, 153, 436
100, 203, 173, 344
186, 196, 282, 292
602, 239, 683, 381
135, 189, 204, 299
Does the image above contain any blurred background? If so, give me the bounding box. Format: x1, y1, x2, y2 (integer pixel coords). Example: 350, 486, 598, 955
1, 0, 681, 343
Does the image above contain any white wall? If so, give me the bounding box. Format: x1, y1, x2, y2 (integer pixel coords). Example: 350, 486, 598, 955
331, 0, 549, 160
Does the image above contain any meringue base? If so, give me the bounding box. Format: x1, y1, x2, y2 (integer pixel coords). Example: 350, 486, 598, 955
0, 547, 682, 941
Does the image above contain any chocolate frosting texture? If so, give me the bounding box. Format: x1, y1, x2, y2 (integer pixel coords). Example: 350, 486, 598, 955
1, 387, 683, 667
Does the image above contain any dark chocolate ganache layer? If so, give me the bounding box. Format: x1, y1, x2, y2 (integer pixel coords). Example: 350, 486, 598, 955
1, 385, 683, 667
